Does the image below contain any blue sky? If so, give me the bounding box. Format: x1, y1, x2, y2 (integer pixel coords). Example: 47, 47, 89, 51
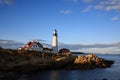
0, 0, 120, 53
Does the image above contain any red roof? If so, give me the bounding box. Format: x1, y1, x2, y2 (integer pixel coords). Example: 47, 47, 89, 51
24, 41, 43, 49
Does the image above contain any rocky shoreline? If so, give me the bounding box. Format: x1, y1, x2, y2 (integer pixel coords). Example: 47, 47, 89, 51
66, 54, 114, 70
0, 49, 114, 80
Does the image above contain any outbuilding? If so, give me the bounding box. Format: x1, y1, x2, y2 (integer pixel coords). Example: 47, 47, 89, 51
59, 48, 71, 56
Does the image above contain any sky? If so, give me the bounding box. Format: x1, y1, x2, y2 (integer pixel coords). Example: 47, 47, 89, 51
0, 0, 120, 54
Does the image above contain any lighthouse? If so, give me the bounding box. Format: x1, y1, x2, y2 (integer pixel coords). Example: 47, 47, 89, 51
52, 29, 58, 53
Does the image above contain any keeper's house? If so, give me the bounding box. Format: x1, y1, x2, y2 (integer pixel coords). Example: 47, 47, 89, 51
23, 40, 53, 53
24, 41, 43, 52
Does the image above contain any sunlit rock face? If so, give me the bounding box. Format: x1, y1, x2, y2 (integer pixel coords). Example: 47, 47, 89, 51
73, 53, 114, 69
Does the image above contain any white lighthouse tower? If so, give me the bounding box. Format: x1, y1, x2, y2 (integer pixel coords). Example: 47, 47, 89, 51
52, 29, 58, 53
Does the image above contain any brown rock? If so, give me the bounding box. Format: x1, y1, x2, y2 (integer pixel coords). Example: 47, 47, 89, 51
72, 53, 114, 69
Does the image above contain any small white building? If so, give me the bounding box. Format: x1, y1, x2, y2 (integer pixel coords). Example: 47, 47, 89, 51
24, 41, 43, 52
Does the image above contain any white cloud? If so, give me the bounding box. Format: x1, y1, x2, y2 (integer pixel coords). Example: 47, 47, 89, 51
72, 0, 78, 3
82, 0, 120, 20
94, 5, 104, 10
105, 6, 112, 11
82, 5, 93, 12
100, 1, 120, 11
83, 0, 120, 12
112, 16, 119, 21
95, 0, 120, 11
60, 10, 72, 14
113, 5, 120, 11
0, 0, 13, 5
64, 0, 78, 3
83, 0, 94, 3
0, 0, 2, 4
5, 0, 13, 5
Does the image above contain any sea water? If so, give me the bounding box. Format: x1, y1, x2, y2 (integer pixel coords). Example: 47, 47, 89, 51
18, 54, 120, 80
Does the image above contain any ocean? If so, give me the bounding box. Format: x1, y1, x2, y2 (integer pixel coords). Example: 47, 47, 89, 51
18, 54, 120, 80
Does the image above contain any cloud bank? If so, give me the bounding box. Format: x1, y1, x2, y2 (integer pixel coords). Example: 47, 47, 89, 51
0, 39, 120, 54
0, 39, 24, 49
59, 42, 120, 54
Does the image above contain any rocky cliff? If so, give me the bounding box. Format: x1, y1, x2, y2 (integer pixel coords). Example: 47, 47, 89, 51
66, 53, 114, 70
